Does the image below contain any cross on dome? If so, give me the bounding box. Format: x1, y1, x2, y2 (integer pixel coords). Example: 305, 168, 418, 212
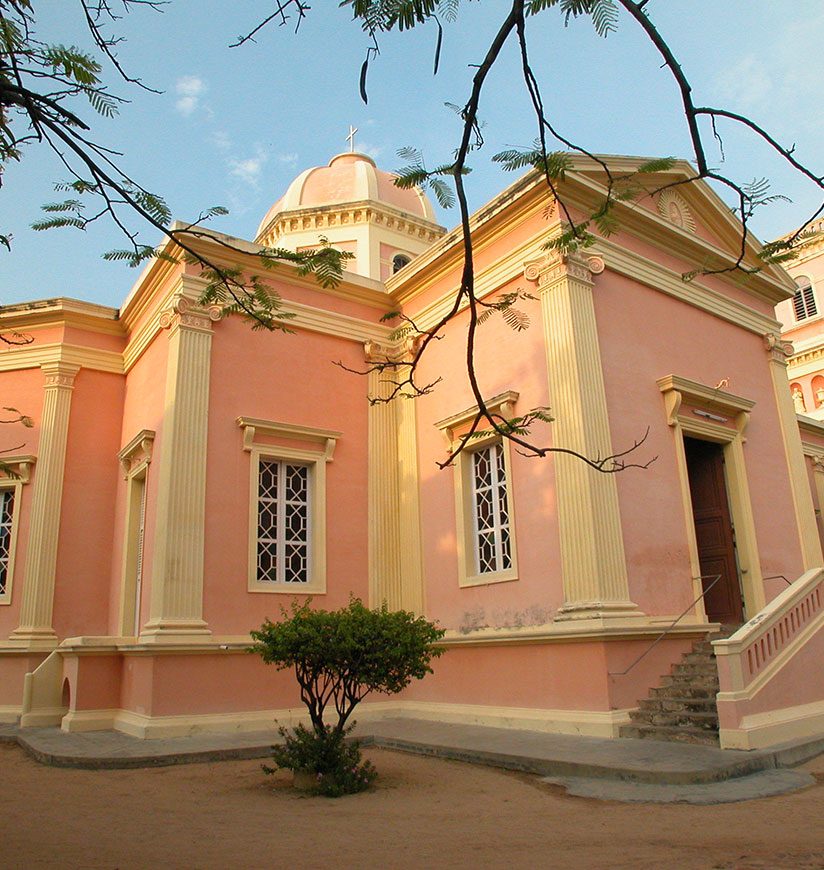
346, 125, 358, 153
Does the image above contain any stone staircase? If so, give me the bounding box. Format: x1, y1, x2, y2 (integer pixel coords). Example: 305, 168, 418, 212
619, 637, 723, 746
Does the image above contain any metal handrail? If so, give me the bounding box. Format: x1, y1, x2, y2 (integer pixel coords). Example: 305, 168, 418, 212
608, 574, 722, 678
763, 574, 792, 587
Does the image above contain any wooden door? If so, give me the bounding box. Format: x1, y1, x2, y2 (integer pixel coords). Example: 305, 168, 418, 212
684, 437, 744, 626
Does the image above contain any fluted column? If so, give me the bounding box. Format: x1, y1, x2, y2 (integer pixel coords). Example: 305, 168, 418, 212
525, 252, 640, 620
365, 341, 425, 613
765, 333, 823, 569
11, 361, 79, 645
141, 297, 220, 641
396, 388, 425, 614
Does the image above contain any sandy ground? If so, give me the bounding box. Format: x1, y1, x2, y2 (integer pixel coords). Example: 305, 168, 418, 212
2, 743, 824, 870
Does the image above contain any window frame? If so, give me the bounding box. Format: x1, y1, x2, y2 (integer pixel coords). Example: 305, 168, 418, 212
435, 393, 520, 588
793, 277, 817, 321
254, 455, 314, 588
238, 417, 339, 596
0, 455, 34, 606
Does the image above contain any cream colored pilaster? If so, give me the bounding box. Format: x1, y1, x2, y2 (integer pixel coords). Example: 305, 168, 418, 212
525, 252, 640, 621
365, 341, 425, 614
141, 297, 220, 641
765, 333, 823, 569
396, 391, 425, 614
811, 457, 824, 546
11, 362, 79, 646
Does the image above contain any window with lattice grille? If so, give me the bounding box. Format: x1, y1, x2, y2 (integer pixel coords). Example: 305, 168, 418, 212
0, 488, 14, 596
257, 460, 311, 585
470, 444, 512, 575
793, 281, 817, 320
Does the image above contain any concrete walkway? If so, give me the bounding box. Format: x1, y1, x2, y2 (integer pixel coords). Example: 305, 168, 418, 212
2, 718, 821, 804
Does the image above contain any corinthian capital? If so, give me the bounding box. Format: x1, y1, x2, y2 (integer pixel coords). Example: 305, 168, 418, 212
159, 296, 223, 333
523, 250, 605, 288
763, 332, 794, 361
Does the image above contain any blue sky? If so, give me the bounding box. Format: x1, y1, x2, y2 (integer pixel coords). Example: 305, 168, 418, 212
1, 1, 823, 308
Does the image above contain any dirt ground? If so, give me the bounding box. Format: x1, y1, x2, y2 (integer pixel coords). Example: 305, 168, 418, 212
2, 743, 824, 870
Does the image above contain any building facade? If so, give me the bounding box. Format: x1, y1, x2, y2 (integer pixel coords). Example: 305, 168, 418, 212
0, 152, 822, 750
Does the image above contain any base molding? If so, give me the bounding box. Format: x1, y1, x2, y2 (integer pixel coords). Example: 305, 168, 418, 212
719, 699, 824, 750
0, 704, 21, 723
57, 700, 632, 740
20, 707, 66, 728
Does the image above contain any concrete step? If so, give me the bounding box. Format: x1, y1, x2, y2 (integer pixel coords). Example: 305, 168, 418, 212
659, 675, 719, 694
649, 677, 718, 702
680, 651, 716, 666
618, 723, 719, 746
639, 696, 718, 715
629, 708, 719, 729
672, 661, 720, 678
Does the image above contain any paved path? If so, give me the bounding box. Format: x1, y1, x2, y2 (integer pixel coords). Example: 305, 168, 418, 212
2, 718, 821, 804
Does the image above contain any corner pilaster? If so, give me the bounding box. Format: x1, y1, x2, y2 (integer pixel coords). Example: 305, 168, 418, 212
525, 251, 640, 621
764, 333, 823, 568
365, 341, 425, 614
141, 297, 220, 642
11, 361, 79, 646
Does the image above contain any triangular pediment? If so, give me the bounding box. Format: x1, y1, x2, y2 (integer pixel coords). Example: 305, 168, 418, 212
561, 154, 795, 302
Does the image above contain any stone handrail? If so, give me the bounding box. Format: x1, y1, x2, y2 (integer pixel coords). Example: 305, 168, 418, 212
713, 567, 824, 693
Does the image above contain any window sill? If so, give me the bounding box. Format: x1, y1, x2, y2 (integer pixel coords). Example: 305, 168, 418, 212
248, 582, 326, 595
459, 569, 519, 589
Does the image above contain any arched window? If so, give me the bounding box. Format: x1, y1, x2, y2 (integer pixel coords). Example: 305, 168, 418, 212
392, 253, 411, 274
793, 277, 817, 321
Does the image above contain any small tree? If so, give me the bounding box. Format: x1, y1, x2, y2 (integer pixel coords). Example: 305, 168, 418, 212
251, 597, 444, 796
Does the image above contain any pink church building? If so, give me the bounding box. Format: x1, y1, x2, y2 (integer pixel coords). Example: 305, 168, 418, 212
0, 152, 822, 751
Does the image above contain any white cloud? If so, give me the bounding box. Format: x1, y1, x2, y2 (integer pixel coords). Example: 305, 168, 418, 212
228, 145, 268, 187
714, 55, 772, 113
355, 140, 382, 161
277, 152, 298, 165
211, 130, 232, 152
175, 76, 207, 117
713, 9, 824, 137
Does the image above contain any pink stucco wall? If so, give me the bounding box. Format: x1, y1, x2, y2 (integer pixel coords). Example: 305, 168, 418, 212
595, 269, 804, 613
54, 369, 124, 639
0, 367, 44, 638
411, 278, 562, 632
201, 313, 371, 636
107, 333, 169, 635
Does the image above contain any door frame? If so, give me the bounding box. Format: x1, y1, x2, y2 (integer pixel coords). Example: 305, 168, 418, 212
117, 430, 155, 637
658, 375, 764, 623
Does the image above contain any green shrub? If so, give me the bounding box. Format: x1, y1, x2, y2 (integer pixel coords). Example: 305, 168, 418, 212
252, 597, 444, 796
264, 723, 376, 796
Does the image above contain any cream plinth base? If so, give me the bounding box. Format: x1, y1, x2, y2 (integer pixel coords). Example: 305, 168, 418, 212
59, 701, 632, 741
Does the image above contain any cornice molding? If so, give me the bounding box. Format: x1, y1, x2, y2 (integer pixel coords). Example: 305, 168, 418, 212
117, 429, 155, 478
0, 454, 36, 484
0, 343, 123, 375
434, 390, 520, 446
237, 416, 341, 461
657, 374, 755, 433
0, 298, 122, 335
258, 199, 445, 249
